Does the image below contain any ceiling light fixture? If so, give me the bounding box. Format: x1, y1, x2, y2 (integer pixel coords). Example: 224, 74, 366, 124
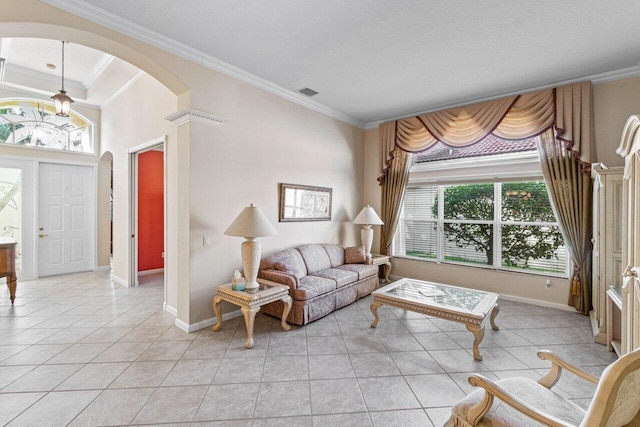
51, 41, 74, 117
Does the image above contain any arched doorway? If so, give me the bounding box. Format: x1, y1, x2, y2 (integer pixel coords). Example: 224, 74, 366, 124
0, 11, 190, 319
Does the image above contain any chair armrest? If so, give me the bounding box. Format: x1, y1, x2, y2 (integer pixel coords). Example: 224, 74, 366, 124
537, 350, 599, 388
257, 270, 298, 290
465, 374, 576, 427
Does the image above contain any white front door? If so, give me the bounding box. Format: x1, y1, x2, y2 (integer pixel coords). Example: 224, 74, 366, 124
38, 163, 94, 277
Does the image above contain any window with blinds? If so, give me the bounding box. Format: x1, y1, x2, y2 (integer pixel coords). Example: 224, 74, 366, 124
393, 180, 567, 276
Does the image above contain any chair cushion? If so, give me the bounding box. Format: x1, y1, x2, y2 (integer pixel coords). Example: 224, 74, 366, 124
345, 246, 366, 264
312, 268, 359, 288
321, 244, 345, 267
450, 377, 585, 426
293, 275, 336, 301
297, 244, 332, 274
336, 264, 378, 280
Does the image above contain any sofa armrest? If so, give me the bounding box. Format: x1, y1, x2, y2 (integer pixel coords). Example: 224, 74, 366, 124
258, 269, 299, 290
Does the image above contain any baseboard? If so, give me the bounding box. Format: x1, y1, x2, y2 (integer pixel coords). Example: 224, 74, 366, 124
94, 265, 111, 272
111, 274, 129, 288
174, 309, 242, 333
164, 303, 177, 317
498, 294, 574, 312
138, 268, 164, 276
590, 311, 607, 344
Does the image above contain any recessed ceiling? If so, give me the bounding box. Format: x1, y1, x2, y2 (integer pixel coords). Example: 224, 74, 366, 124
44, 0, 640, 126
0, 37, 142, 107
0, 38, 105, 84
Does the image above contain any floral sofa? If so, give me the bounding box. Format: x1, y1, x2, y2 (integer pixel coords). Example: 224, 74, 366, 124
258, 243, 379, 325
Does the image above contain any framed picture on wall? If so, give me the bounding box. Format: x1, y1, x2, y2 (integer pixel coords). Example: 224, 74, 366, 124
279, 183, 332, 222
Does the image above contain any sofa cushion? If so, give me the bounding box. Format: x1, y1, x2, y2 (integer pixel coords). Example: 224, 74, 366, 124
262, 248, 307, 279
345, 246, 366, 264
296, 244, 332, 275
312, 268, 359, 288
293, 275, 336, 301
337, 263, 378, 280
321, 244, 345, 267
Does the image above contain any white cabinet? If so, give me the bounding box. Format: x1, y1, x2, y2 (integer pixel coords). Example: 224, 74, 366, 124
616, 115, 640, 355
591, 164, 623, 347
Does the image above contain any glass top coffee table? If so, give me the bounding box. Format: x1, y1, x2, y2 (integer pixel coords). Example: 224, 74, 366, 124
371, 278, 499, 360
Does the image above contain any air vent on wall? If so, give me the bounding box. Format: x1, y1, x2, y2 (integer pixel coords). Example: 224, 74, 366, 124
298, 87, 319, 97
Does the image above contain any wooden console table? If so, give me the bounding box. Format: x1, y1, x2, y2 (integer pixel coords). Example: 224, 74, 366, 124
0, 238, 17, 304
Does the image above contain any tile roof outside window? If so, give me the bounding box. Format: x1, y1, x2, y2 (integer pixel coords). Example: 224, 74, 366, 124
414, 134, 538, 163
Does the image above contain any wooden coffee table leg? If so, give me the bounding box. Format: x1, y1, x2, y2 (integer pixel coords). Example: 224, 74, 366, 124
280, 296, 292, 331
466, 323, 485, 361
370, 300, 383, 327
241, 306, 260, 349
212, 295, 223, 331
490, 304, 499, 330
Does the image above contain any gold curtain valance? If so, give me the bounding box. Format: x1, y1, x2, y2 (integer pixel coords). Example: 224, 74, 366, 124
379, 81, 592, 182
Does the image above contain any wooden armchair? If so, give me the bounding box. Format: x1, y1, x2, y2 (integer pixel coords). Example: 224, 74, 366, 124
447, 349, 640, 427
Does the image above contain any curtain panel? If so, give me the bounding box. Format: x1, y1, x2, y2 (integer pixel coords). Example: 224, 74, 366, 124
538, 130, 593, 314
378, 81, 593, 183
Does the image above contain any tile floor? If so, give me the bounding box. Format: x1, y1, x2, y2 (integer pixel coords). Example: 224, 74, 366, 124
0, 271, 617, 426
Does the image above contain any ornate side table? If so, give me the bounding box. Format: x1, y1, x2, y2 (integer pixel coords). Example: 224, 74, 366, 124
212, 278, 292, 348
371, 254, 392, 282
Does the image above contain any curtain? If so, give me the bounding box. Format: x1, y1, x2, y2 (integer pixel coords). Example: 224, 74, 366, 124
538, 129, 592, 313
379, 146, 412, 256
380, 81, 593, 180
377, 81, 593, 309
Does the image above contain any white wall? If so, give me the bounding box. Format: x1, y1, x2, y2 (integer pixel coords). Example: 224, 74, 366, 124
99, 74, 177, 306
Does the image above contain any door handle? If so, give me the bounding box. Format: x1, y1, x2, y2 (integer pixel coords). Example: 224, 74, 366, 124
39, 234, 48, 238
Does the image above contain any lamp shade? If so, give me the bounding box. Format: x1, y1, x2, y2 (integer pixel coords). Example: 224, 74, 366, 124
353, 205, 384, 225
224, 204, 278, 237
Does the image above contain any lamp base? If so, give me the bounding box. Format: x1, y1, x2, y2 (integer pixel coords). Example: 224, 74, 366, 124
241, 239, 261, 293
361, 225, 374, 258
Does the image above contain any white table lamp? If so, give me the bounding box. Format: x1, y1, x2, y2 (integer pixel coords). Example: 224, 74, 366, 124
224, 204, 277, 292
353, 205, 384, 258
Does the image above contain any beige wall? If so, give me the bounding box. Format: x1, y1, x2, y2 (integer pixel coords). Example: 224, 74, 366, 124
363, 76, 640, 308
186, 82, 364, 323
593, 76, 640, 167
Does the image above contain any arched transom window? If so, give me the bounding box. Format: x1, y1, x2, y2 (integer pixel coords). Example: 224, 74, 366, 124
0, 98, 93, 153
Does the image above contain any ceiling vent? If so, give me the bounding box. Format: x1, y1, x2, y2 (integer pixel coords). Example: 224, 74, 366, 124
298, 87, 319, 97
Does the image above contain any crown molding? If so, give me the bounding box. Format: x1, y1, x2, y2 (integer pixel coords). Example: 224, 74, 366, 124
0, 81, 100, 109
82, 53, 114, 88
100, 70, 143, 109
165, 108, 224, 128
364, 64, 640, 130
41, 0, 365, 129
5, 63, 85, 90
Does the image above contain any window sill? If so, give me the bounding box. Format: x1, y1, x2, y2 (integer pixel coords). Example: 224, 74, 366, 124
393, 254, 568, 279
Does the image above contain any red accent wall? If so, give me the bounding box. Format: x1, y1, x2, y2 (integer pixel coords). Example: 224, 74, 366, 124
138, 150, 164, 271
